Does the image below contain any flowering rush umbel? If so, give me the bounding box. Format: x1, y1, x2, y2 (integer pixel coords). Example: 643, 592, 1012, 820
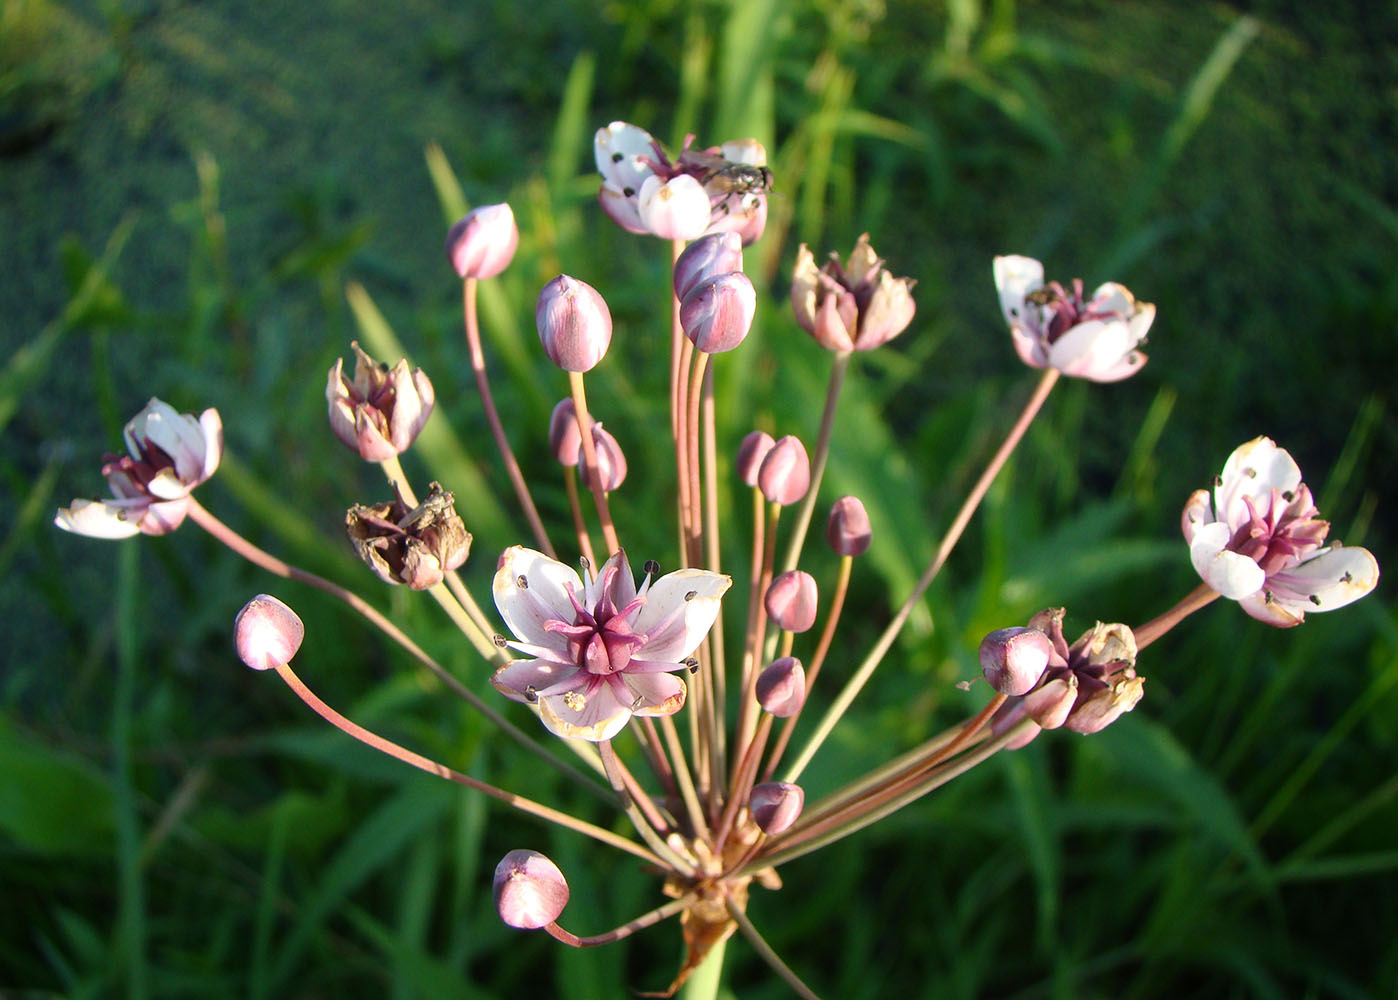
55, 120, 1379, 999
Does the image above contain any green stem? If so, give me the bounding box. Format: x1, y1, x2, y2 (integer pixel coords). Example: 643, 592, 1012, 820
679, 934, 727, 1000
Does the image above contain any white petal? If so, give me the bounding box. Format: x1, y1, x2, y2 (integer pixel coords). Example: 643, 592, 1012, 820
1215, 437, 1301, 526
992, 255, 1044, 328
598, 185, 649, 233
54, 498, 144, 539
491, 659, 582, 703
594, 121, 658, 191
1181, 488, 1215, 544
197, 408, 223, 481
1189, 522, 1265, 599
1267, 545, 1379, 615
493, 547, 583, 649
1087, 282, 1136, 317
632, 569, 731, 661
623, 672, 687, 717
1046, 318, 1134, 379
537, 680, 631, 743
140, 402, 210, 485
637, 174, 711, 240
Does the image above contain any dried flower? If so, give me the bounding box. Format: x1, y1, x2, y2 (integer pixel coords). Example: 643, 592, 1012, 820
346, 483, 471, 590
234, 595, 305, 671
536, 275, 613, 373
493, 850, 570, 929
1182, 436, 1379, 626
326, 342, 435, 462
491, 548, 730, 742
791, 234, 915, 352
993, 255, 1153, 382
445, 203, 519, 280
55, 398, 223, 538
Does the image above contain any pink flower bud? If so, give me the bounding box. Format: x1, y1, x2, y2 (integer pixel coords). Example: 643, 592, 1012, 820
680, 271, 756, 354
234, 595, 304, 671
674, 232, 744, 301
548, 399, 582, 465
755, 657, 806, 717
444, 203, 519, 279
978, 626, 1053, 697
990, 698, 1043, 750
750, 781, 804, 835
536, 275, 612, 372
492, 850, 569, 930
826, 496, 872, 557
736, 430, 775, 486
757, 435, 810, 506
764, 571, 818, 633
577, 423, 628, 492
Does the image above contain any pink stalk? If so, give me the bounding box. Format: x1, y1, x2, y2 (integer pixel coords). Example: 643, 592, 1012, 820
779, 351, 851, 573
271, 662, 655, 862
462, 277, 556, 558
542, 894, 696, 948
562, 466, 598, 568
1133, 583, 1220, 650
568, 372, 621, 554
784, 368, 1061, 782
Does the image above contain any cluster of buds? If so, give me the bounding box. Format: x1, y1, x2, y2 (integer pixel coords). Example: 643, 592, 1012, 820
55, 117, 1379, 1000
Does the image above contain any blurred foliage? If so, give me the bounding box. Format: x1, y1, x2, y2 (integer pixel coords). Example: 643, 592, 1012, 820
2, 0, 1394, 997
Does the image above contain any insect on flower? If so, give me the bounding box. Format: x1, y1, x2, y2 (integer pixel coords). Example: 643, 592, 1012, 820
678, 147, 775, 199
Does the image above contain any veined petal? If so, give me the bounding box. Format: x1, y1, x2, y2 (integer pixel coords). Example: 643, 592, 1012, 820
1086, 282, 1136, 317
1190, 522, 1266, 598
138, 497, 191, 535
992, 255, 1044, 329
623, 672, 687, 717
1008, 321, 1049, 369
637, 174, 711, 240
55, 498, 144, 539
1266, 544, 1379, 615
631, 568, 731, 660
1047, 318, 1134, 380
491, 659, 581, 703
140, 402, 210, 485
1238, 591, 1306, 628
1215, 437, 1302, 526
594, 121, 659, 191
598, 187, 648, 233
538, 681, 631, 742
494, 547, 584, 648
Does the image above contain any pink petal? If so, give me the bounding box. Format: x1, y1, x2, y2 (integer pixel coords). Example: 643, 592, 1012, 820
631, 569, 731, 661
493, 547, 583, 650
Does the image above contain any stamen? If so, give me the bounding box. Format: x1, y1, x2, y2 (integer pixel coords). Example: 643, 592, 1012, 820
610, 151, 623, 163
684, 657, 700, 674
563, 691, 586, 711
1282, 490, 1295, 502
492, 634, 508, 647
631, 694, 645, 711
517, 574, 529, 590
1212, 475, 1223, 488
1309, 594, 1322, 605
643, 559, 660, 576
1341, 571, 1354, 583
524, 685, 539, 703
622, 186, 635, 197
1243, 467, 1257, 479
684, 591, 697, 602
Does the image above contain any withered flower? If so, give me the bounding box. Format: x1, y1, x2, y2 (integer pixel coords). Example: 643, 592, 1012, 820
346, 483, 471, 590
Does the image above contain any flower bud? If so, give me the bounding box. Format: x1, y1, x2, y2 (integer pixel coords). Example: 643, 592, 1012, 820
826, 496, 872, 557
736, 430, 775, 487
234, 595, 304, 671
327, 342, 435, 462
536, 275, 612, 372
978, 626, 1053, 697
346, 483, 472, 590
548, 399, 582, 465
990, 698, 1043, 750
680, 271, 756, 354
757, 435, 810, 506
674, 232, 744, 301
755, 657, 806, 717
444, 203, 519, 280
764, 571, 818, 633
493, 850, 569, 930
749, 781, 804, 835
577, 423, 628, 492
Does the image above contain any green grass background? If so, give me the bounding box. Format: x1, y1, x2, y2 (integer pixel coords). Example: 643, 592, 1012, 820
3, 1, 1395, 996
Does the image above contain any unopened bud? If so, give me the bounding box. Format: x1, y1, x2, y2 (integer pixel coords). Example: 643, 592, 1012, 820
979, 626, 1053, 696
757, 435, 810, 506
755, 657, 806, 717
492, 850, 569, 929
737, 430, 775, 487
577, 423, 628, 492
674, 231, 744, 301
536, 275, 612, 372
680, 271, 756, 354
826, 496, 872, 557
1024, 675, 1077, 730
749, 781, 804, 835
234, 595, 304, 671
765, 571, 818, 633
444, 203, 519, 279
548, 399, 582, 466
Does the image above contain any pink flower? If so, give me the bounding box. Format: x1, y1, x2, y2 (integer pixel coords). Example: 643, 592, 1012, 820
326, 342, 435, 461
595, 122, 770, 244
491, 547, 730, 742
55, 398, 222, 538
1182, 437, 1379, 627
993, 255, 1152, 381
790, 234, 916, 352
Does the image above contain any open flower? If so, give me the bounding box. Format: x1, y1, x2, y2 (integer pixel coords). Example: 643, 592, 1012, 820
492, 547, 730, 741
1182, 436, 1378, 627
55, 398, 222, 538
595, 122, 770, 243
790, 234, 915, 352
993, 255, 1153, 381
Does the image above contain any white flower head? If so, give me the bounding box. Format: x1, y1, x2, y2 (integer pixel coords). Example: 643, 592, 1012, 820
491, 547, 730, 742
1182, 437, 1379, 626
